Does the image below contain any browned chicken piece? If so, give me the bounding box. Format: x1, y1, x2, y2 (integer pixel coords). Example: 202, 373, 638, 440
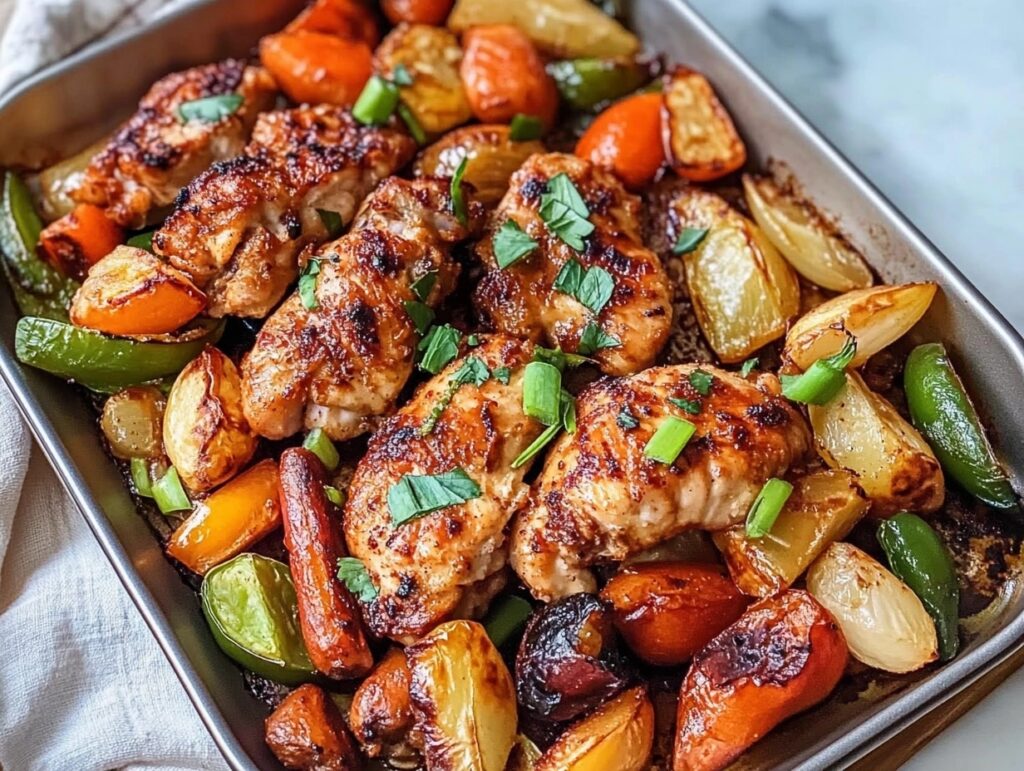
474, 152, 673, 375
154, 106, 416, 318
343, 336, 548, 644
241, 176, 481, 441
511, 365, 812, 601
71, 59, 276, 229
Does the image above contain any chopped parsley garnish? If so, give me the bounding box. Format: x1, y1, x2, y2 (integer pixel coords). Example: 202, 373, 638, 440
493, 366, 511, 385
417, 324, 461, 374
577, 322, 620, 355
420, 356, 491, 435
451, 157, 469, 226
337, 557, 378, 602
317, 208, 343, 238
672, 226, 709, 255
740, 357, 759, 377
669, 396, 701, 415
493, 220, 538, 269
553, 259, 614, 314
467, 334, 480, 347
404, 300, 434, 335
410, 271, 437, 302
689, 368, 715, 396
533, 346, 590, 372
177, 93, 243, 123
298, 259, 321, 310
539, 173, 594, 251
391, 63, 414, 86
388, 467, 482, 526
509, 113, 544, 141
617, 408, 639, 429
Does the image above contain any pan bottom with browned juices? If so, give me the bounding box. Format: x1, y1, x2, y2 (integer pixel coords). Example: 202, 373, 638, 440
1, 1, 1023, 770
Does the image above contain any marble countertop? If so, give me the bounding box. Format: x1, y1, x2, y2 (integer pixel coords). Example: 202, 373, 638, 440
685, 0, 1024, 767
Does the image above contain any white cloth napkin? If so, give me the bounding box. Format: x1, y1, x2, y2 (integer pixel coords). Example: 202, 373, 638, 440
0, 1, 228, 769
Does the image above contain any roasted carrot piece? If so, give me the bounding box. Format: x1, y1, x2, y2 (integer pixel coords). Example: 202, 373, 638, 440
280, 447, 373, 679
265, 683, 363, 770
460, 25, 559, 127
576, 92, 666, 190
349, 648, 414, 759
69, 245, 206, 336
287, 0, 379, 47
37, 203, 124, 281
166, 459, 281, 575
260, 31, 373, 107
673, 589, 848, 771
382, 0, 454, 25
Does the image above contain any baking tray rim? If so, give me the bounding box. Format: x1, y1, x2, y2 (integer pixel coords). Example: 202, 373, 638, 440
1, 0, 1022, 769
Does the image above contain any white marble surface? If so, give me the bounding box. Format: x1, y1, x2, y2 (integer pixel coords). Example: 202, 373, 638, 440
685, 1, 1024, 767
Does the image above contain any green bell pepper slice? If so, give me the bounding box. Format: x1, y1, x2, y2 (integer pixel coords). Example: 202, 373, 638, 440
877, 512, 960, 661
904, 342, 1017, 509
15, 316, 223, 393
0, 171, 79, 321
547, 59, 651, 110
201, 553, 316, 685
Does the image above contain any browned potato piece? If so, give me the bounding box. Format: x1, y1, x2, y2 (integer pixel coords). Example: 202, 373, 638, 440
265, 683, 362, 770
375, 23, 472, 135
349, 648, 418, 763
414, 125, 545, 205
713, 469, 870, 597
809, 372, 944, 516
670, 187, 800, 362
535, 686, 654, 771
100, 386, 166, 459
163, 347, 257, 492
662, 67, 746, 182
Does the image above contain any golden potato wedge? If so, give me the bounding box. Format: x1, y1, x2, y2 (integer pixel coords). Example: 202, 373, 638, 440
784, 282, 937, 370
670, 187, 800, 362
535, 686, 654, 771
100, 386, 166, 460
807, 542, 939, 673
743, 174, 873, 292
809, 372, 944, 516
713, 469, 870, 597
164, 347, 258, 492
662, 67, 746, 182
407, 620, 516, 771
448, 0, 639, 58
414, 125, 544, 205
375, 23, 472, 135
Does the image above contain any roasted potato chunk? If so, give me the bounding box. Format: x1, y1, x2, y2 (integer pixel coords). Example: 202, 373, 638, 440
414, 125, 544, 205
535, 686, 654, 771
375, 23, 472, 135
809, 372, 944, 516
713, 470, 870, 597
265, 683, 363, 770
163, 346, 257, 491
784, 282, 937, 370
600, 562, 749, 666
100, 385, 166, 459
349, 648, 418, 764
407, 620, 517, 771
669, 187, 800, 362
662, 67, 746, 182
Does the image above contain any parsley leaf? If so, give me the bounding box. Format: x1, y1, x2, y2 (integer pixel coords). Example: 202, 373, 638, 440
324, 485, 344, 506
577, 323, 620, 355
467, 334, 480, 347
337, 557, 378, 602
554, 259, 615, 315
617, 408, 639, 429
177, 93, 243, 123
669, 396, 701, 415
553, 259, 585, 295
533, 346, 591, 372
418, 324, 461, 374
673, 227, 709, 255
391, 63, 414, 86
509, 113, 544, 141
388, 468, 482, 526
740, 357, 759, 377
689, 368, 715, 396
298, 259, 321, 310
539, 173, 594, 251
494, 220, 538, 269
493, 366, 511, 385
456, 356, 490, 387
451, 157, 469, 226
410, 271, 437, 302
317, 209, 343, 238
404, 300, 434, 335
420, 356, 491, 435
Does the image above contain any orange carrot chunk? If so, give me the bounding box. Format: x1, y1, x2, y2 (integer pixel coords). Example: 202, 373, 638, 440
37, 203, 124, 281
576, 92, 666, 190
260, 31, 374, 107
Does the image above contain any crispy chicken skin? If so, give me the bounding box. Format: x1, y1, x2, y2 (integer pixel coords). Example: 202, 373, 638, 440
71, 60, 276, 228
511, 365, 812, 601
154, 106, 416, 318
343, 336, 547, 644
241, 176, 482, 441
474, 152, 673, 375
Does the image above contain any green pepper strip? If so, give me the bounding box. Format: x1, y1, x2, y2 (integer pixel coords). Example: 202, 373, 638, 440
15, 316, 224, 393
904, 342, 1018, 510
0, 171, 79, 320
547, 58, 652, 110
877, 512, 960, 661
484, 595, 533, 648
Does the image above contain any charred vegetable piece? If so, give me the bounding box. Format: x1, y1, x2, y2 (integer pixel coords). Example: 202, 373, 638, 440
14, 315, 223, 393
672, 590, 848, 770
383, 0, 455, 25
201, 553, 315, 685
265, 683, 363, 770
349, 648, 415, 762
280, 447, 373, 679
877, 512, 961, 661
600, 562, 749, 666
407, 620, 517, 771
260, 31, 373, 106
0, 171, 78, 321
37, 203, 124, 282
904, 342, 1018, 510
515, 593, 633, 722
100, 385, 166, 459
547, 58, 651, 110
535, 685, 654, 771
166, 459, 281, 575
575, 93, 665, 190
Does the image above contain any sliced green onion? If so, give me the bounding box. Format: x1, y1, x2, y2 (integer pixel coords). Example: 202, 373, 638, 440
467, 334, 480, 347
493, 220, 538, 269
418, 324, 461, 374
177, 93, 243, 123
523, 361, 562, 426
781, 336, 857, 405
409, 271, 437, 302
353, 75, 399, 126
337, 557, 378, 602
317, 209, 343, 238
643, 416, 696, 465
509, 114, 544, 141
512, 391, 574, 469
130, 457, 154, 498
152, 467, 190, 514
672, 226, 709, 255
450, 157, 469, 226
324, 485, 345, 506
303, 427, 340, 472
397, 102, 427, 145
533, 345, 590, 371
388, 468, 481, 526
404, 300, 434, 335
484, 595, 533, 646
745, 478, 794, 538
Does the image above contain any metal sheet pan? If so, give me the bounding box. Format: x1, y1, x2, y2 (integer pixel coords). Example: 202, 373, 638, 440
1, 1, 1022, 768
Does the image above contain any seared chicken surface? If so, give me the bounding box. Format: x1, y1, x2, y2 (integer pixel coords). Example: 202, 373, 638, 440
511, 365, 812, 601
71, 60, 276, 228
474, 152, 673, 375
154, 106, 416, 318
343, 336, 547, 643
241, 176, 481, 441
